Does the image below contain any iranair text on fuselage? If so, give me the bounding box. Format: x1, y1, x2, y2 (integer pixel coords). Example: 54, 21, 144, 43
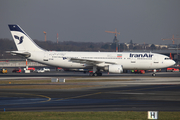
130, 53, 153, 58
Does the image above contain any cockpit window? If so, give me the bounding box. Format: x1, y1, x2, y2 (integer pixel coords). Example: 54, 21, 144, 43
164, 58, 171, 60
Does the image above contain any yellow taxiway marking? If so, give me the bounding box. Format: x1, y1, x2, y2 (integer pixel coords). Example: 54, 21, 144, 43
56, 92, 102, 101
0, 92, 51, 103
55, 85, 177, 101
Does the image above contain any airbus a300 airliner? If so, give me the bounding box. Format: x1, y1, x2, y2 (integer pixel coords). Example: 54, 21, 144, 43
8, 24, 175, 76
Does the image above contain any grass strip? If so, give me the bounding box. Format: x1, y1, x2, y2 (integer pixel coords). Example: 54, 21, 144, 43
0, 85, 102, 89
0, 79, 133, 84
0, 79, 132, 89
0, 111, 180, 120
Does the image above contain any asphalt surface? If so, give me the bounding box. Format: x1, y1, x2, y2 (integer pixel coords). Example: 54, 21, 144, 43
1, 70, 180, 77
0, 71, 180, 111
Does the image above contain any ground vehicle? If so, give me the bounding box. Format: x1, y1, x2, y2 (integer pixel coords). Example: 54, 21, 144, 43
36, 69, 44, 73
36, 68, 50, 73
166, 68, 179, 72
132, 70, 145, 74
166, 68, 174, 72
43, 68, 50, 72
57, 67, 64, 71
24, 67, 35, 72
172, 68, 179, 72
12, 68, 22, 73
0, 68, 7, 74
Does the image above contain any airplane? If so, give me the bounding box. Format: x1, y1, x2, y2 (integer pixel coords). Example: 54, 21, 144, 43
8, 24, 176, 76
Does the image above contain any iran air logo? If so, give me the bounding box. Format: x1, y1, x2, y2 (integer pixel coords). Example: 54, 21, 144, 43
14, 35, 24, 44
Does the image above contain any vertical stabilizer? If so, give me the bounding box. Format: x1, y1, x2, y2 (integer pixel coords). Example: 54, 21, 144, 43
8, 24, 44, 51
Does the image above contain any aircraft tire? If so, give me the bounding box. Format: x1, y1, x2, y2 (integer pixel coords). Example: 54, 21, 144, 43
98, 72, 102, 76
93, 73, 97, 76
89, 73, 93, 76
152, 73, 156, 76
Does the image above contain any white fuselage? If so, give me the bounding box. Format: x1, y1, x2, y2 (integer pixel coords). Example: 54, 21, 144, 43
28, 51, 175, 70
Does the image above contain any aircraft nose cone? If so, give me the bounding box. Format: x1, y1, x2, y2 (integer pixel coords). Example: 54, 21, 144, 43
172, 60, 176, 65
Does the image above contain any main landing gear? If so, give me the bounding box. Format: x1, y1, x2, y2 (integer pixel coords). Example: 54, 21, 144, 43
89, 72, 102, 76
89, 66, 102, 76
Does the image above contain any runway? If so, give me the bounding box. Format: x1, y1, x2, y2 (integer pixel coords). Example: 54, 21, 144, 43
0, 71, 180, 111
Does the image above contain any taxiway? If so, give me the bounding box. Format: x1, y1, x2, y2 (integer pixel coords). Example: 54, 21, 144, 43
0, 71, 180, 111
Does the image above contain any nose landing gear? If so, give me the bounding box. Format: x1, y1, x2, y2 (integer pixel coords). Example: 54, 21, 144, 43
152, 69, 156, 76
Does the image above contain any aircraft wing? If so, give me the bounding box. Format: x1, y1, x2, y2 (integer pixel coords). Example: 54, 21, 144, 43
69, 58, 116, 66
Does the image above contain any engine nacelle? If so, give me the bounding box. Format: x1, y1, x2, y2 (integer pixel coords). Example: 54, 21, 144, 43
104, 65, 123, 73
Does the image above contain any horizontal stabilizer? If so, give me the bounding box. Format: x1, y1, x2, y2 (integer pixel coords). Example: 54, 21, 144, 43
6, 51, 31, 58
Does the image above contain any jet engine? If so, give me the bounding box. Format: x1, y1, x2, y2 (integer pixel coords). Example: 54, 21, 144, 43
104, 65, 123, 73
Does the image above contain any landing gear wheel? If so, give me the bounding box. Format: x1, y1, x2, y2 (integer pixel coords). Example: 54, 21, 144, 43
152, 73, 156, 76
93, 73, 97, 76
89, 71, 102, 76
89, 73, 93, 76
97, 72, 102, 76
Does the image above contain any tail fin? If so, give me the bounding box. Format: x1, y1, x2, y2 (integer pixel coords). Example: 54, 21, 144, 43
8, 24, 44, 51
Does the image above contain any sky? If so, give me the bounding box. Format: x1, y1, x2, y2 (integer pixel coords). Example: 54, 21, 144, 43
1, 0, 180, 44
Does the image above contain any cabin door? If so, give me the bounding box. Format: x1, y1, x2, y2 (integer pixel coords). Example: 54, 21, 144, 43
43, 52, 49, 61
153, 56, 159, 64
